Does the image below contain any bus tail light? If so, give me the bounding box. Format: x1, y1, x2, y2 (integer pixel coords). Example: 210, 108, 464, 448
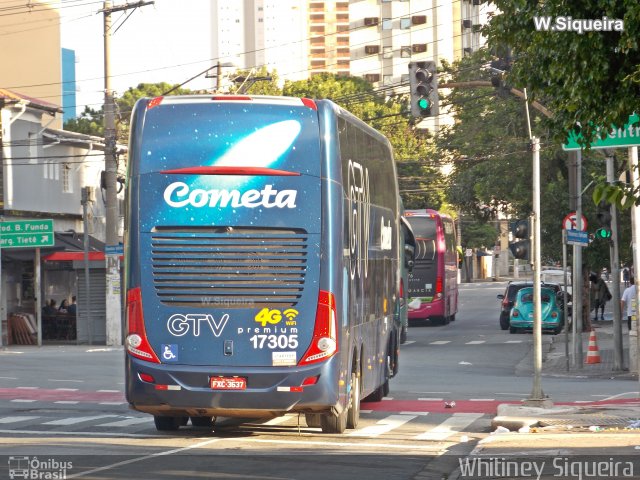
299, 290, 338, 365
126, 287, 160, 363
400, 278, 405, 299
435, 275, 443, 300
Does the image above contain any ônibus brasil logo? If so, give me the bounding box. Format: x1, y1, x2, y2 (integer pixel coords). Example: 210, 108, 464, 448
163, 182, 297, 209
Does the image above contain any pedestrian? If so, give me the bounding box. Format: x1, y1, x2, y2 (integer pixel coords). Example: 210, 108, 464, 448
590, 272, 611, 321
67, 296, 77, 316
43, 299, 57, 316
620, 276, 636, 331
58, 299, 69, 314
622, 267, 630, 288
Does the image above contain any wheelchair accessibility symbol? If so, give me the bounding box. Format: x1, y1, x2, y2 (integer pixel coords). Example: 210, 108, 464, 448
161, 344, 178, 362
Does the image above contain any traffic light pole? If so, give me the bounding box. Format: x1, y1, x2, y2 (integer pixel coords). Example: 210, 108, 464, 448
525, 137, 551, 407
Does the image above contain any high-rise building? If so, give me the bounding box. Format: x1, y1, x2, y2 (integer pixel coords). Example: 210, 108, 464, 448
308, 1, 351, 77
211, 0, 309, 87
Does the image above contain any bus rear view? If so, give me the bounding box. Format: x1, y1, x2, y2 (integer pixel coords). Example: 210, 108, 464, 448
125, 95, 400, 434
404, 209, 459, 325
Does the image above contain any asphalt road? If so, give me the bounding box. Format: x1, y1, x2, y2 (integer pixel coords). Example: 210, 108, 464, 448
0, 281, 638, 480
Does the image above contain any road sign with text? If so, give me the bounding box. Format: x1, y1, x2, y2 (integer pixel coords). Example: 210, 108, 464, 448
563, 113, 640, 150
0, 219, 54, 249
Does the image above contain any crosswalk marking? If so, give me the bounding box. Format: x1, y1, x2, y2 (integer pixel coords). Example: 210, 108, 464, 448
415, 413, 483, 441
465, 340, 485, 345
418, 397, 443, 401
429, 341, 450, 345
347, 414, 416, 437
505, 340, 523, 344
54, 401, 79, 405
0, 416, 40, 423
43, 415, 116, 426
11, 399, 36, 403
96, 417, 151, 427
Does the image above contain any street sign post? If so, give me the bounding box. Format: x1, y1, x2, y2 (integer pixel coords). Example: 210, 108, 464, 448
0, 219, 54, 249
563, 113, 640, 151
566, 229, 589, 246
562, 212, 587, 231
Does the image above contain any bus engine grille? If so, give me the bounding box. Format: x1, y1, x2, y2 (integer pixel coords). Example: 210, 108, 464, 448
151, 227, 308, 308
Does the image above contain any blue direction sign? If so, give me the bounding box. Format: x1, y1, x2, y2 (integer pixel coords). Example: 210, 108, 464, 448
0, 219, 54, 249
565, 229, 589, 247
105, 243, 124, 255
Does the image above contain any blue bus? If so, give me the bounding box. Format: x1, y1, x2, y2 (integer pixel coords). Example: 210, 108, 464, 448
124, 95, 404, 434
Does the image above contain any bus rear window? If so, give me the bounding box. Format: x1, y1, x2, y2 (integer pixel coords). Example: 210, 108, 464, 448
138, 102, 321, 177
405, 217, 437, 239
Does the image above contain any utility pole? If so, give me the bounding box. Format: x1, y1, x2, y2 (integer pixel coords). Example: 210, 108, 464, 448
101, 0, 153, 346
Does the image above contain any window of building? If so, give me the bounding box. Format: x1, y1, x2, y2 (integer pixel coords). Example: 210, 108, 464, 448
400, 17, 411, 29
400, 46, 411, 58
383, 46, 393, 58
62, 163, 72, 193
382, 18, 392, 30
383, 74, 393, 85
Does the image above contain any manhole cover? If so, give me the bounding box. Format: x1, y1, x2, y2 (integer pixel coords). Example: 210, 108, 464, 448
539, 415, 632, 427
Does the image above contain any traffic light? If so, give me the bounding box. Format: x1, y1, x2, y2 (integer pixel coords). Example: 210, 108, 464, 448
408, 61, 438, 118
595, 202, 612, 240
509, 219, 530, 260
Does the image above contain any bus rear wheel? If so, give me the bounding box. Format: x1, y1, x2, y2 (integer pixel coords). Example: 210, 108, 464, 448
320, 409, 347, 434
190, 416, 214, 428
154, 415, 185, 431
305, 413, 321, 428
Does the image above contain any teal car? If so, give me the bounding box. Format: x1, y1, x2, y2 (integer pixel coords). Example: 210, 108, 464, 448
509, 287, 564, 335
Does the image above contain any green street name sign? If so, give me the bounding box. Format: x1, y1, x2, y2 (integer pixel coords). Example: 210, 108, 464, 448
0, 219, 55, 249
563, 113, 640, 151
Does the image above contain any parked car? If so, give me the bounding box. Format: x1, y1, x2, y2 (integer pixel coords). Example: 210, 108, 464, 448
497, 281, 570, 330
509, 286, 564, 335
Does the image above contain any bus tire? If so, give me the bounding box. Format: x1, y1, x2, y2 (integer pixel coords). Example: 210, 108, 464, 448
320, 409, 347, 434
305, 413, 321, 428
347, 372, 360, 429
153, 415, 182, 431
190, 416, 214, 428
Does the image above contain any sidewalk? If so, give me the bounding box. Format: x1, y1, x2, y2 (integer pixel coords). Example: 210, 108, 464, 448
495, 318, 640, 432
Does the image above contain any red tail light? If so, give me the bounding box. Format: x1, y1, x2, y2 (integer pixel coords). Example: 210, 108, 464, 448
512, 309, 520, 318
400, 278, 405, 299
435, 276, 443, 299
299, 290, 338, 365
126, 287, 160, 363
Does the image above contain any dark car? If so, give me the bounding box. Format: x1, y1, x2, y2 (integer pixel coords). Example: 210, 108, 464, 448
497, 281, 570, 330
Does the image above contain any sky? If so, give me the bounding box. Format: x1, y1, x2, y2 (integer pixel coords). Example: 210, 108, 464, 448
59, 0, 214, 116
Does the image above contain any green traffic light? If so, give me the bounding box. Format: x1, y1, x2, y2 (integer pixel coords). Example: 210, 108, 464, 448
596, 227, 612, 239
418, 98, 431, 110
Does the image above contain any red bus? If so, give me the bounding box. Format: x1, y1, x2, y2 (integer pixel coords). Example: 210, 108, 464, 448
404, 209, 459, 325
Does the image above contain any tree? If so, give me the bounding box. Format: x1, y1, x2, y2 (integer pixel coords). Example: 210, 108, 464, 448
227, 66, 282, 95
484, 2, 640, 209
483, 1, 640, 149
63, 106, 104, 137
436, 49, 619, 264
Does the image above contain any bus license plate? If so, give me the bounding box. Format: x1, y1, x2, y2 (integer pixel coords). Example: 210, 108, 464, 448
210, 376, 246, 390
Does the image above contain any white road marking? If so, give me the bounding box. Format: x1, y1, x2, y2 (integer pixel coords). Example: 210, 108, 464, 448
348, 414, 416, 437
97, 389, 121, 393
54, 388, 79, 391
418, 398, 444, 401
399, 411, 430, 416
0, 376, 17, 380
54, 401, 79, 405
469, 399, 494, 402
66, 438, 223, 479
16, 386, 38, 390
430, 341, 451, 345
44, 415, 116, 426
98, 402, 126, 405
415, 413, 483, 441
504, 340, 523, 344
402, 341, 416, 345
11, 399, 36, 403
465, 340, 485, 345
47, 379, 84, 383
96, 417, 151, 427
0, 416, 40, 423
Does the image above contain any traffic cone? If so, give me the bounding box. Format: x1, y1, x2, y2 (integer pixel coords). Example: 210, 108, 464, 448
585, 330, 601, 364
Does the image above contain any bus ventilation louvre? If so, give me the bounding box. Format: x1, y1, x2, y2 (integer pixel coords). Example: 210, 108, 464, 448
150, 227, 308, 308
